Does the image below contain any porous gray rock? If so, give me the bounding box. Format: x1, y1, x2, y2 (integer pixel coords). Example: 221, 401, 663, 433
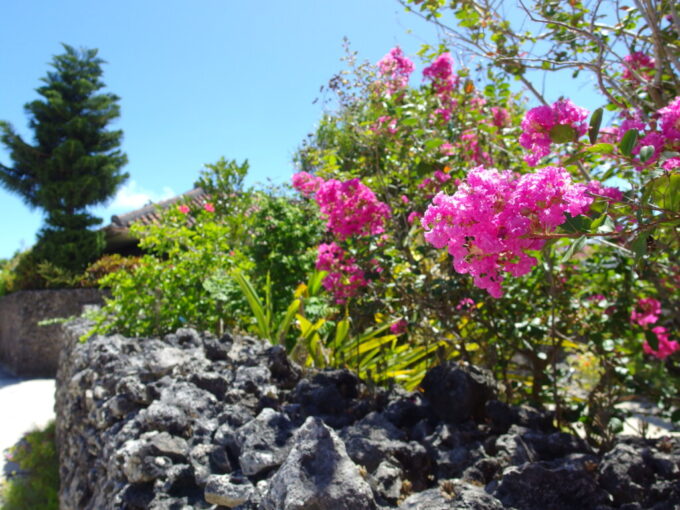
420, 362, 497, 424
55, 321, 680, 510
205, 474, 255, 507
261, 417, 376, 510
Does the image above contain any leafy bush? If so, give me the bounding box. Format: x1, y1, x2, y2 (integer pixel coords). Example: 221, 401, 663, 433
0, 421, 59, 510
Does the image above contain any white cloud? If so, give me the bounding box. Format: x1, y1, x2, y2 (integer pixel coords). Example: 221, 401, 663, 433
93, 181, 176, 224
106, 181, 175, 212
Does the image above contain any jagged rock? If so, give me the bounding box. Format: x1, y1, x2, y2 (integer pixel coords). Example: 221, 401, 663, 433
265, 345, 301, 389
493, 460, 610, 510
399, 482, 504, 509
262, 417, 376, 510
235, 408, 295, 476
292, 369, 373, 428
146, 346, 189, 377
205, 474, 255, 508
147, 432, 189, 462
598, 442, 657, 506
420, 362, 497, 424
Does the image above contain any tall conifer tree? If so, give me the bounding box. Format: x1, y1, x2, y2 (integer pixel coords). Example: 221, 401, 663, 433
0, 44, 128, 272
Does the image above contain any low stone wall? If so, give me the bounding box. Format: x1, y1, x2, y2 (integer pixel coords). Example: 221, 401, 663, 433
0, 288, 105, 377
55, 321, 680, 510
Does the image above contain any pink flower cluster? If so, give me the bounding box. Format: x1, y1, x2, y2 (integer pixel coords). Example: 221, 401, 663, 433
292, 171, 324, 197
659, 96, 680, 142
423, 53, 459, 95
519, 99, 590, 166
422, 166, 596, 297
390, 318, 408, 335
371, 115, 398, 135
611, 98, 680, 170
377, 47, 415, 97
629, 297, 679, 359
315, 178, 391, 240
630, 297, 661, 326
643, 327, 679, 359
622, 52, 655, 82
315, 242, 367, 304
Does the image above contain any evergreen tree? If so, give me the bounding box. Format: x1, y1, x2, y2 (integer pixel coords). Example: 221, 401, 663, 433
0, 44, 128, 272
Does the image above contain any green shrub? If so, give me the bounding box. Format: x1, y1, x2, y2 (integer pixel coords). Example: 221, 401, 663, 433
0, 421, 59, 510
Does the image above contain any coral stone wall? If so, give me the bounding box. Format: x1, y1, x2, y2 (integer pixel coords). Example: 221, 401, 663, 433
0, 289, 104, 377
55, 321, 680, 510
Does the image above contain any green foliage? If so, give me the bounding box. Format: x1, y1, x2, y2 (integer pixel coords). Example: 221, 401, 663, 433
0, 421, 59, 510
90, 204, 246, 338
0, 44, 128, 273
89, 158, 322, 340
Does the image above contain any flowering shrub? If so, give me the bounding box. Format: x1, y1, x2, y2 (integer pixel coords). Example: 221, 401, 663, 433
293, 11, 680, 435
422, 166, 601, 297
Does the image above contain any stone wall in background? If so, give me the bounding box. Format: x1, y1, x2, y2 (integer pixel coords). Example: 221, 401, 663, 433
55, 320, 680, 510
0, 289, 105, 377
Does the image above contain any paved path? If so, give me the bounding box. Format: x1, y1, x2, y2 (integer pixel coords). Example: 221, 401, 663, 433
0, 366, 55, 480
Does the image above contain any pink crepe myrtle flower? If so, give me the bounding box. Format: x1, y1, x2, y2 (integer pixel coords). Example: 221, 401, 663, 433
622, 52, 655, 82
390, 319, 408, 335
177, 204, 190, 214
423, 53, 459, 96
203, 202, 215, 213
433, 107, 454, 123
663, 157, 680, 171
519, 99, 589, 166
618, 117, 646, 140
292, 171, 324, 198
440, 142, 454, 156
630, 298, 661, 326
491, 107, 510, 128
400, 195, 410, 204
586, 181, 624, 203
315, 178, 391, 240
422, 166, 595, 298
371, 115, 398, 135
460, 130, 491, 165
377, 46, 415, 97
658, 96, 680, 143
643, 326, 680, 359
434, 170, 451, 184
408, 211, 422, 224
456, 298, 475, 310
598, 127, 619, 144
315, 242, 367, 304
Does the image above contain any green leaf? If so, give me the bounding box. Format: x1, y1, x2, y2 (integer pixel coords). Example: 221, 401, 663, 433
597, 216, 616, 234
232, 270, 271, 341
584, 143, 614, 155
307, 270, 327, 296
589, 209, 608, 231
588, 107, 603, 144
424, 138, 445, 150
401, 117, 419, 127
630, 231, 649, 262
644, 329, 659, 352
275, 298, 302, 347
561, 235, 586, 263
638, 145, 656, 163
652, 173, 680, 212
549, 124, 577, 144
560, 213, 592, 233
619, 129, 639, 157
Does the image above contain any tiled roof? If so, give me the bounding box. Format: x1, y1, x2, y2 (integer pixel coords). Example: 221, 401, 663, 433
109, 187, 209, 228
103, 187, 210, 251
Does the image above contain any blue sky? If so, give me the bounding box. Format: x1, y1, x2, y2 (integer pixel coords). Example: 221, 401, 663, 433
0, 1, 602, 260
